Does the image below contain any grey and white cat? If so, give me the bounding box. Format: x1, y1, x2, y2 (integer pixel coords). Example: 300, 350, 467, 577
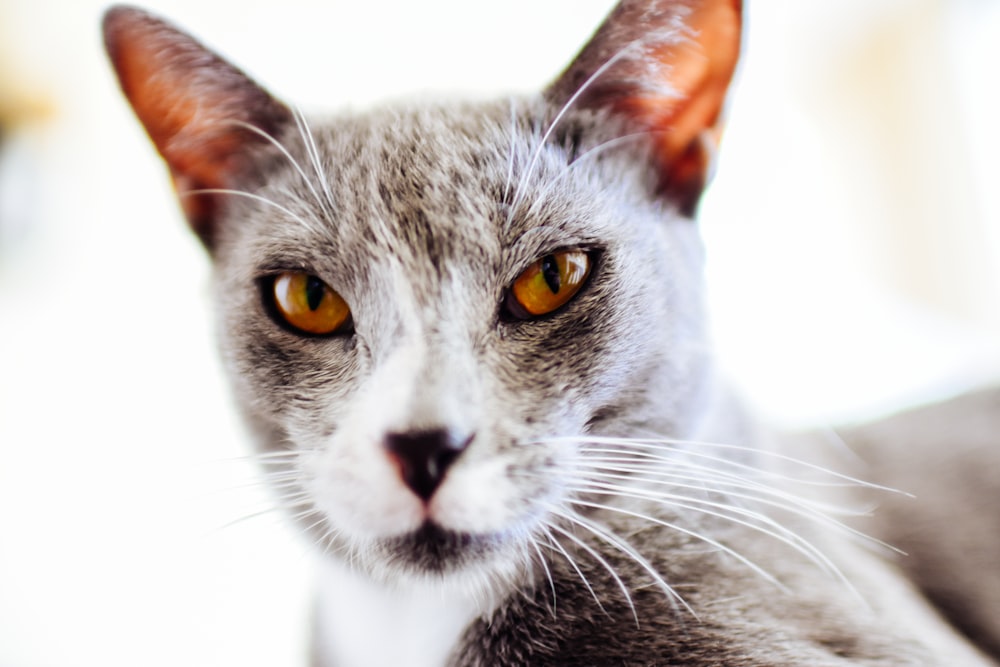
103, 1, 1000, 665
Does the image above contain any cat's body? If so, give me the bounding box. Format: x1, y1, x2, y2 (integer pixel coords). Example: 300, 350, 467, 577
103, 1, 1000, 665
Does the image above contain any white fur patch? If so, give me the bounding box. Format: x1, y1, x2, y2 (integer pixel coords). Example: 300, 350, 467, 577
314, 559, 484, 667
431, 455, 525, 533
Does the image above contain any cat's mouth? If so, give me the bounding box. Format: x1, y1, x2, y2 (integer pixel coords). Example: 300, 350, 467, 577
381, 521, 502, 574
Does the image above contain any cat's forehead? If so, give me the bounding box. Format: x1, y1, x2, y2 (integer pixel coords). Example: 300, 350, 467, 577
321, 102, 512, 257
246, 98, 625, 278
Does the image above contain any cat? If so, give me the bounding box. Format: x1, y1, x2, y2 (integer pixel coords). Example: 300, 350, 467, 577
103, 1, 1000, 665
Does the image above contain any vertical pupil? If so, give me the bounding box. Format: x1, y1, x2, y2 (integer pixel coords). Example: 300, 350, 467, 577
541, 255, 561, 294
305, 276, 326, 311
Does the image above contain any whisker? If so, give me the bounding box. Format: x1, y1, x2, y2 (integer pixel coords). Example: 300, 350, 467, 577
524, 130, 661, 220
526, 531, 559, 618
545, 503, 698, 620
508, 38, 643, 221
565, 459, 878, 518
181, 187, 320, 236
254, 469, 304, 481
302, 510, 333, 538
638, 438, 905, 494
578, 449, 797, 492
292, 107, 338, 215
539, 518, 629, 621
250, 452, 302, 462
573, 452, 793, 487
211, 506, 286, 534
502, 96, 519, 206
211, 449, 301, 464
570, 449, 880, 523
254, 480, 307, 496
564, 478, 849, 586
563, 436, 904, 493
222, 117, 328, 216
570, 497, 785, 593
209, 477, 301, 497
316, 520, 345, 560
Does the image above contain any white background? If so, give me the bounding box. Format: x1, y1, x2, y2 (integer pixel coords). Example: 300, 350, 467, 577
1, 0, 998, 665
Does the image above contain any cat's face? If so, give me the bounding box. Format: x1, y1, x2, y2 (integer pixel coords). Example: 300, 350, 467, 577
104, 1, 741, 593
211, 101, 711, 585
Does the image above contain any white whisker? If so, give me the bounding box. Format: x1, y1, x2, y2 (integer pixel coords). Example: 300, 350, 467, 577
565, 478, 848, 585
571, 497, 785, 592
567, 460, 879, 520
214, 449, 300, 464
508, 39, 642, 221
292, 107, 338, 215
181, 187, 320, 236
545, 503, 697, 620
223, 117, 328, 216
539, 517, 630, 621
526, 531, 559, 618
524, 130, 660, 220
562, 436, 904, 493
212, 506, 286, 534
503, 96, 519, 206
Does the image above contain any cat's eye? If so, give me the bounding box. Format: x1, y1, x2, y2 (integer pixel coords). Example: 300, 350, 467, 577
507, 250, 592, 319
270, 271, 351, 335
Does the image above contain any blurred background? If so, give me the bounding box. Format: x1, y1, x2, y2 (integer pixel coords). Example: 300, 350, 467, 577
1, 0, 997, 664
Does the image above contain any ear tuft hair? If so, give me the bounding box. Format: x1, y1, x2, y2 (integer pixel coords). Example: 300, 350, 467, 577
103, 5, 292, 247
547, 0, 742, 216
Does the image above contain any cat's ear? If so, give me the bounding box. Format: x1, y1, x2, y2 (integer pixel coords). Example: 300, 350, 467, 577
103, 5, 292, 248
547, 0, 742, 216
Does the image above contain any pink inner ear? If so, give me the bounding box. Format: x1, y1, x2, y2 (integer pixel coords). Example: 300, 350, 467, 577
618, 1, 741, 211
628, 1, 741, 169
104, 6, 291, 244
105, 10, 247, 184
552, 0, 742, 214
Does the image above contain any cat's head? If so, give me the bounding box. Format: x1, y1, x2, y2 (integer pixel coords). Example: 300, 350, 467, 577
104, 0, 742, 592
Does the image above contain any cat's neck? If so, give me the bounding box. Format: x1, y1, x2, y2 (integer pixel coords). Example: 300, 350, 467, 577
314, 558, 485, 667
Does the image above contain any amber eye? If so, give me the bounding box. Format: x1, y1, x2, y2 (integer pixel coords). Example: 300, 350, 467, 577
270, 271, 351, 335
508, 250, 592, 319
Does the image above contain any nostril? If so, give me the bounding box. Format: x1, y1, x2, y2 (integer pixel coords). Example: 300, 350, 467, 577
383, 429, 473, 502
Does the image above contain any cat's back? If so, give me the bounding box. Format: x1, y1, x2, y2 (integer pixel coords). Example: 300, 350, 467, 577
841, 386, 1000, 662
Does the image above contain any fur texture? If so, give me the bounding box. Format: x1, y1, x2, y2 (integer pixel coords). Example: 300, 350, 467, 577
103, 2, 1000, 665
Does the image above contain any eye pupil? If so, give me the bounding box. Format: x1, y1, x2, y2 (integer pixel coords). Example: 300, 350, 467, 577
305, 276, 326, 311
508, 249, 592, 319
541, 254, 561, 294
270, 271, 351, 336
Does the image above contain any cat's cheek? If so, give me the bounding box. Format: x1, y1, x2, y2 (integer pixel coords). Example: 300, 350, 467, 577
429, 459, 527, 533
310, 441, 425, 539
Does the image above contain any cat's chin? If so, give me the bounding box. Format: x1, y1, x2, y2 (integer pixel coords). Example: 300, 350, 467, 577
379, 521, 506, 575
325, 519, 530, 596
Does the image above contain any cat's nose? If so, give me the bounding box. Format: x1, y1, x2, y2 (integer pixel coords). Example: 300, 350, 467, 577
383, 429, 473, 502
